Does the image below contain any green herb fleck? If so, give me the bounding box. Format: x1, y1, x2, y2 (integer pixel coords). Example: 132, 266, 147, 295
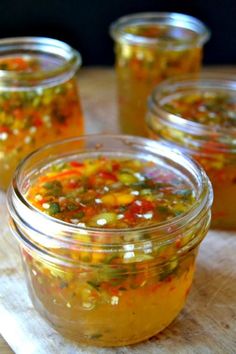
67, 204, 78, 211
157, 206, 169, 213
49, 202, 61, 215
175, 189, 192, 199
60, 281, 68, 289
73, 211, 85, 219
87, 280, 100, 290
43, 180, 63, 197
90, 333, 102, 340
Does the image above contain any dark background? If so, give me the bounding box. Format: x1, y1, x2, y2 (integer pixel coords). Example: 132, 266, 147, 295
0, 0, 235, 66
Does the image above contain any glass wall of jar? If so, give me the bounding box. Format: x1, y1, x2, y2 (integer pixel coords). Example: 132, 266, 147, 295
110, 13, 210, 137
7, 135, 212, 347
0, 37, 84, 190
147, 74, 236, 230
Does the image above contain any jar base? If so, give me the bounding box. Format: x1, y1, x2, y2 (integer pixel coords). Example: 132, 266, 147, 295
31, 294, 182, 347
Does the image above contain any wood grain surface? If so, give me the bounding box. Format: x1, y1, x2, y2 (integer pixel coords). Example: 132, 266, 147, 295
1, 66, 236, 354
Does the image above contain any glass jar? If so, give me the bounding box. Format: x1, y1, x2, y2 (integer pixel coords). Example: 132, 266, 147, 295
110, 12, 210, 137
147, 74, 236, 230
7, 135, 212, 347
0, 37, 83, 190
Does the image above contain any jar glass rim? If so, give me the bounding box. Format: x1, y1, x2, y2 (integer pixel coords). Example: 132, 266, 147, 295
0, 36, 81, 86
110, 12, 210, 48
148, 73, 236, 151
7, 134, 213, 245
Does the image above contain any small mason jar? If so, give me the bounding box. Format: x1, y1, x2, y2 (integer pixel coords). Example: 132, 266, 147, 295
110, 12, 210, 137
0, 37, 83, 190
7, 135, 212, 347
147, 74, 236, 230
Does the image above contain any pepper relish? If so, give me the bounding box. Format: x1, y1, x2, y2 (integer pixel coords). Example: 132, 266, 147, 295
0, 55, 83, 189
162, 91, 236, 128
26, 156, 195, 228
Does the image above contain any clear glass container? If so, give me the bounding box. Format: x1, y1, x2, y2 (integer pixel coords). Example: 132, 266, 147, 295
0, 37, 84, 190
110, 12, 210, 137
147, 74, 236, 229
7, 135, 212, 347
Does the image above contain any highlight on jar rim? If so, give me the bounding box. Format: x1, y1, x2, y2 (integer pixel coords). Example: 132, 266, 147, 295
146, 73, 236, 230
0, 36, 82, 87
110, 12, 210, 47
7, 134, 213, 346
